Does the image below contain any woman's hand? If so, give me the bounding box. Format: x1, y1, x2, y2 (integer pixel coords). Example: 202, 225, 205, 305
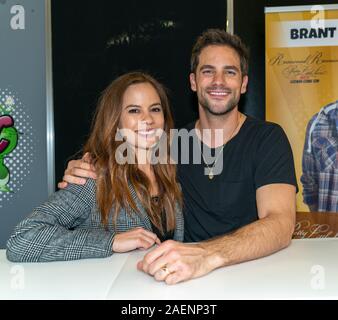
112, 228, 161, 253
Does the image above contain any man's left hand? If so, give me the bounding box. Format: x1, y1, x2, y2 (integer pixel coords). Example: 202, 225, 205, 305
137, 240, 214, 285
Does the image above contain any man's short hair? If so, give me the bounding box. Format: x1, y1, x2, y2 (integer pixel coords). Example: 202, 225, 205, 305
190, 28, 249, 76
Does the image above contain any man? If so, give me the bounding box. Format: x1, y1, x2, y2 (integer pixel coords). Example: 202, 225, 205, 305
301, 100, 338, 212
59, 29, 297, 285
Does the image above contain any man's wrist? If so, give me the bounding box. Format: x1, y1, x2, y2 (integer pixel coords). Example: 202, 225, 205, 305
199, 240, 229, 271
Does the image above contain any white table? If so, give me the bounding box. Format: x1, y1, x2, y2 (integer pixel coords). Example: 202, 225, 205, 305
0, 250, 129, 300
1, 238, 338, 300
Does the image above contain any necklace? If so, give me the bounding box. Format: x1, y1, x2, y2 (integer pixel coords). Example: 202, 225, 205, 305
197, 113, 242, 180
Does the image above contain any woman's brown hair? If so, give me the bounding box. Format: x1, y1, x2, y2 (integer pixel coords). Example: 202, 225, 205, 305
84, 72, 182, 234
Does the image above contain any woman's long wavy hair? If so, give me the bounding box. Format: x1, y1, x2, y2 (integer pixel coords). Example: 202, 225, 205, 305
83, 72, 182, 234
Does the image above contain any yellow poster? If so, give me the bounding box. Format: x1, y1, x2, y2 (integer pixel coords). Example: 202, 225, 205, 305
265, 5, 338, 213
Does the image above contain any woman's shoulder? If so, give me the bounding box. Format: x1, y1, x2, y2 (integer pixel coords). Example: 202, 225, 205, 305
65, 178, 96, 194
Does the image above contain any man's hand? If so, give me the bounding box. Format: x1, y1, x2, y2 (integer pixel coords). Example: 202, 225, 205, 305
58, 152, 97, 189
137, 240, 214, 285
138, 184, 296, 286
113, 228, 161, 253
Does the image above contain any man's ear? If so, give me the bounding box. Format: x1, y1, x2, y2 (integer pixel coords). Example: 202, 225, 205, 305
241, 75, 248, 94
189, 73, 197, 92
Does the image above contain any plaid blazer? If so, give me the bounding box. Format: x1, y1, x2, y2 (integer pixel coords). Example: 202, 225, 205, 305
6, 179, 184, 262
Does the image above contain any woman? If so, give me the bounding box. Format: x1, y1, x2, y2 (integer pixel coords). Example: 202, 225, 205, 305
6, 72, 183, 262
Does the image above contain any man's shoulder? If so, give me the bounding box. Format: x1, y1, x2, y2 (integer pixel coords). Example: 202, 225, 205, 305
244, 115, 284, 135
322, 101, 338, 123
323, 100, 338, 115
307, 101, 338, 132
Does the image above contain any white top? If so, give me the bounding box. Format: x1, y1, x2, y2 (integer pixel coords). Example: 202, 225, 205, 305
1, 238, 338, 300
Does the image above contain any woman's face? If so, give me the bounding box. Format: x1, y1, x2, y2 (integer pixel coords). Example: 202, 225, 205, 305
119, 82, 165, 150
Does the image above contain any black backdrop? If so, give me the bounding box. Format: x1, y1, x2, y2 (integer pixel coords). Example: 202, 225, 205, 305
52, 0, 227, 187
52, 0, 338, 188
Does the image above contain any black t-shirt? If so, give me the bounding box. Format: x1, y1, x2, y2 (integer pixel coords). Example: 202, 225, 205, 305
177, 116, 298, 242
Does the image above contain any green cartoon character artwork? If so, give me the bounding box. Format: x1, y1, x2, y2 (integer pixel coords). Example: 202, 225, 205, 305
0, 95, 19, 192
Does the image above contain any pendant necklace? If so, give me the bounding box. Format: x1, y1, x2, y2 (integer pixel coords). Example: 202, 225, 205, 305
197, 113, 242, 180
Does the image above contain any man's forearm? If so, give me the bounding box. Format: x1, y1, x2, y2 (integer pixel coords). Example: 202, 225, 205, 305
200, 213, 295, 271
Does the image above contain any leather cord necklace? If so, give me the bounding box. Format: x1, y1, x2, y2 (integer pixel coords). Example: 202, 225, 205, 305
197, 113, 242, 180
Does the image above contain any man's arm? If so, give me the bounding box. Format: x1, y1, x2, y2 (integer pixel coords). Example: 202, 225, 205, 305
300, 120, 319, 212
301, 147, 319, 211
201, 183, 296, 267
138, 183, 296, 285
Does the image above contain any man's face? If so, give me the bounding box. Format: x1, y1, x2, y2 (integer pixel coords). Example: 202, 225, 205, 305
190, 45, 248, 116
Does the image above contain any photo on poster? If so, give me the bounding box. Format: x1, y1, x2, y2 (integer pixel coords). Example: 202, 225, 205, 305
265, 4, 338, 214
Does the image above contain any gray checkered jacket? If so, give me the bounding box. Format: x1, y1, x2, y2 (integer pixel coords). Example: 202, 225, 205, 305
6, 178, 184, 262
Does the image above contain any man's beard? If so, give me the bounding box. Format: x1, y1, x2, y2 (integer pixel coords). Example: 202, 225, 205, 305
199, 90, 239, 116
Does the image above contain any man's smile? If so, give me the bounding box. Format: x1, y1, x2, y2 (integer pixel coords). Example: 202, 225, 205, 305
206, 87, 232, 99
